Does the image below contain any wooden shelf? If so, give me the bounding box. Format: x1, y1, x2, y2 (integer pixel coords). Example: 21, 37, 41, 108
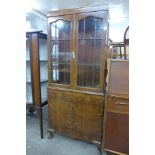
51, 39, 70, 41
78, 38, 102, 40
40, 60, 48, 62
40, 80, 48, 84
26, 81, 32, 83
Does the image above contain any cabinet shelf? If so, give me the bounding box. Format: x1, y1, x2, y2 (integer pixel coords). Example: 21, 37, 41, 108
40, 60, 48, 62
26, 101, 33, 104
41, 97, 47, 103
26, 79, 48, 83
50, 39, 70, 41
78, 63, 100, 66
26, 80, 31, 83
52, 62, 70, 65
78, 38, 102, 40
40, 80, 48, 83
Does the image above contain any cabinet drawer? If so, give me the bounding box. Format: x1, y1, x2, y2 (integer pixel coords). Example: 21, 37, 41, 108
107, 97, 129, 114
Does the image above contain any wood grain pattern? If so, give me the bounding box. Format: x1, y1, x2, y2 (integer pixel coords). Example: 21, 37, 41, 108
47, 5, 108, 143
107, 97, 129, 114
48, 86, 104, 142
30, 33, 41, 107
48, 5, 109, 17
103, 60, 129, 155
108, 60, 129, 97
104, 112, 129, 154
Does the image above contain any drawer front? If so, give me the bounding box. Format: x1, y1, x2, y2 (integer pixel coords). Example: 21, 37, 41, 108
107, 97, 129, 114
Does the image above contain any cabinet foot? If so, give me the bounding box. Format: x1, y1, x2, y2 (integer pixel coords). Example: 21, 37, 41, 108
47, 129, 54, 139
97, 146, 103, 154
28, 107, 35, 114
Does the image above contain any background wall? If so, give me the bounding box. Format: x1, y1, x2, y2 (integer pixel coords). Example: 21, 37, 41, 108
26, 0, 129, 41
26, 11, 47, 34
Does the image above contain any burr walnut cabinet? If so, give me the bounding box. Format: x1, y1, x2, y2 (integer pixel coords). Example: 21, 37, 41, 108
47, 5, 109, 144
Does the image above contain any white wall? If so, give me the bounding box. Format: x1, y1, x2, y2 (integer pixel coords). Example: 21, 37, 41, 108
26, 11, 47, 34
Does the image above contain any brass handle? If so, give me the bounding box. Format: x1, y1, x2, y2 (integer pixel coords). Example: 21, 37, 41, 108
114, 102, 128, 105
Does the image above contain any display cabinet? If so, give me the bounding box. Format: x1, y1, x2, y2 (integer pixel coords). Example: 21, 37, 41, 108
102, 59, 129, 155
26, 31, 48, 138
47, 5, 109, 144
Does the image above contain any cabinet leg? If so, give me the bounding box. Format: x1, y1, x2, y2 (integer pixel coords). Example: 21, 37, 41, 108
97, 145, 103, 155
38, 108, 43, 139
47, 129, 54, 139
28, 107, 35, 114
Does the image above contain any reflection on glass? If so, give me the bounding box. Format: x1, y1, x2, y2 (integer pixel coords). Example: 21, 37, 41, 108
77, 16, 104, 87
39, 38, 48, 82
50, 20, 71, 84
78, 16, 103, 39
26, 38, 30, 60
26, 83, 33, 103
41, 82, 48, 103
51, 20, 71, 40
39, 38, 48, 103
26, 37, 33, 103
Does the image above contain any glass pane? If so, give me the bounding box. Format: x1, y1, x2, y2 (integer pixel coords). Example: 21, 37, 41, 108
51, 20, 71, 40
50, 20, 71, 85
39, 38, 48, 103
26, 62, 31, 82
41, 82, 48, 103
26, 37, 30, 60
39, 38, 48, 60
26, 37, 32, 103
39, 38, 48, 82
77, 16, 103, 87
52, 63, 70, 84
77, 39, 102, 87
26, 83, 33, 103
78, 16, 104, 39
51, 40, 71, 63
26, 37, 31, 82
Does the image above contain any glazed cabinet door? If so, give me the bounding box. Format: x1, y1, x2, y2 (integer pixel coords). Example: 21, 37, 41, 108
48, 15, 74, 85
76, 11, 108, 89
72, 93, 104, 142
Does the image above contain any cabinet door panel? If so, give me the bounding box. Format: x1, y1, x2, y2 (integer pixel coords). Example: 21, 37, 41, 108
72, 93, 104, 142
76, 11, 108, 88
109, 61, 129, 96
48, 89, 72, 134
104, 112, 129, 154
49, 15, 73, 85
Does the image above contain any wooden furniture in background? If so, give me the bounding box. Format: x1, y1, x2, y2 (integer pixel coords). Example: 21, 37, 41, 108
102, 59, 129, 155
108, 26, 129, 60
26, 31, 48, 138
124, 26, 129, 59
47, 5, 109, 144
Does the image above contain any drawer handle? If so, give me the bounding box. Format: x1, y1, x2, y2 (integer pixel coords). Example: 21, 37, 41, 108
114, 102, 128, 105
